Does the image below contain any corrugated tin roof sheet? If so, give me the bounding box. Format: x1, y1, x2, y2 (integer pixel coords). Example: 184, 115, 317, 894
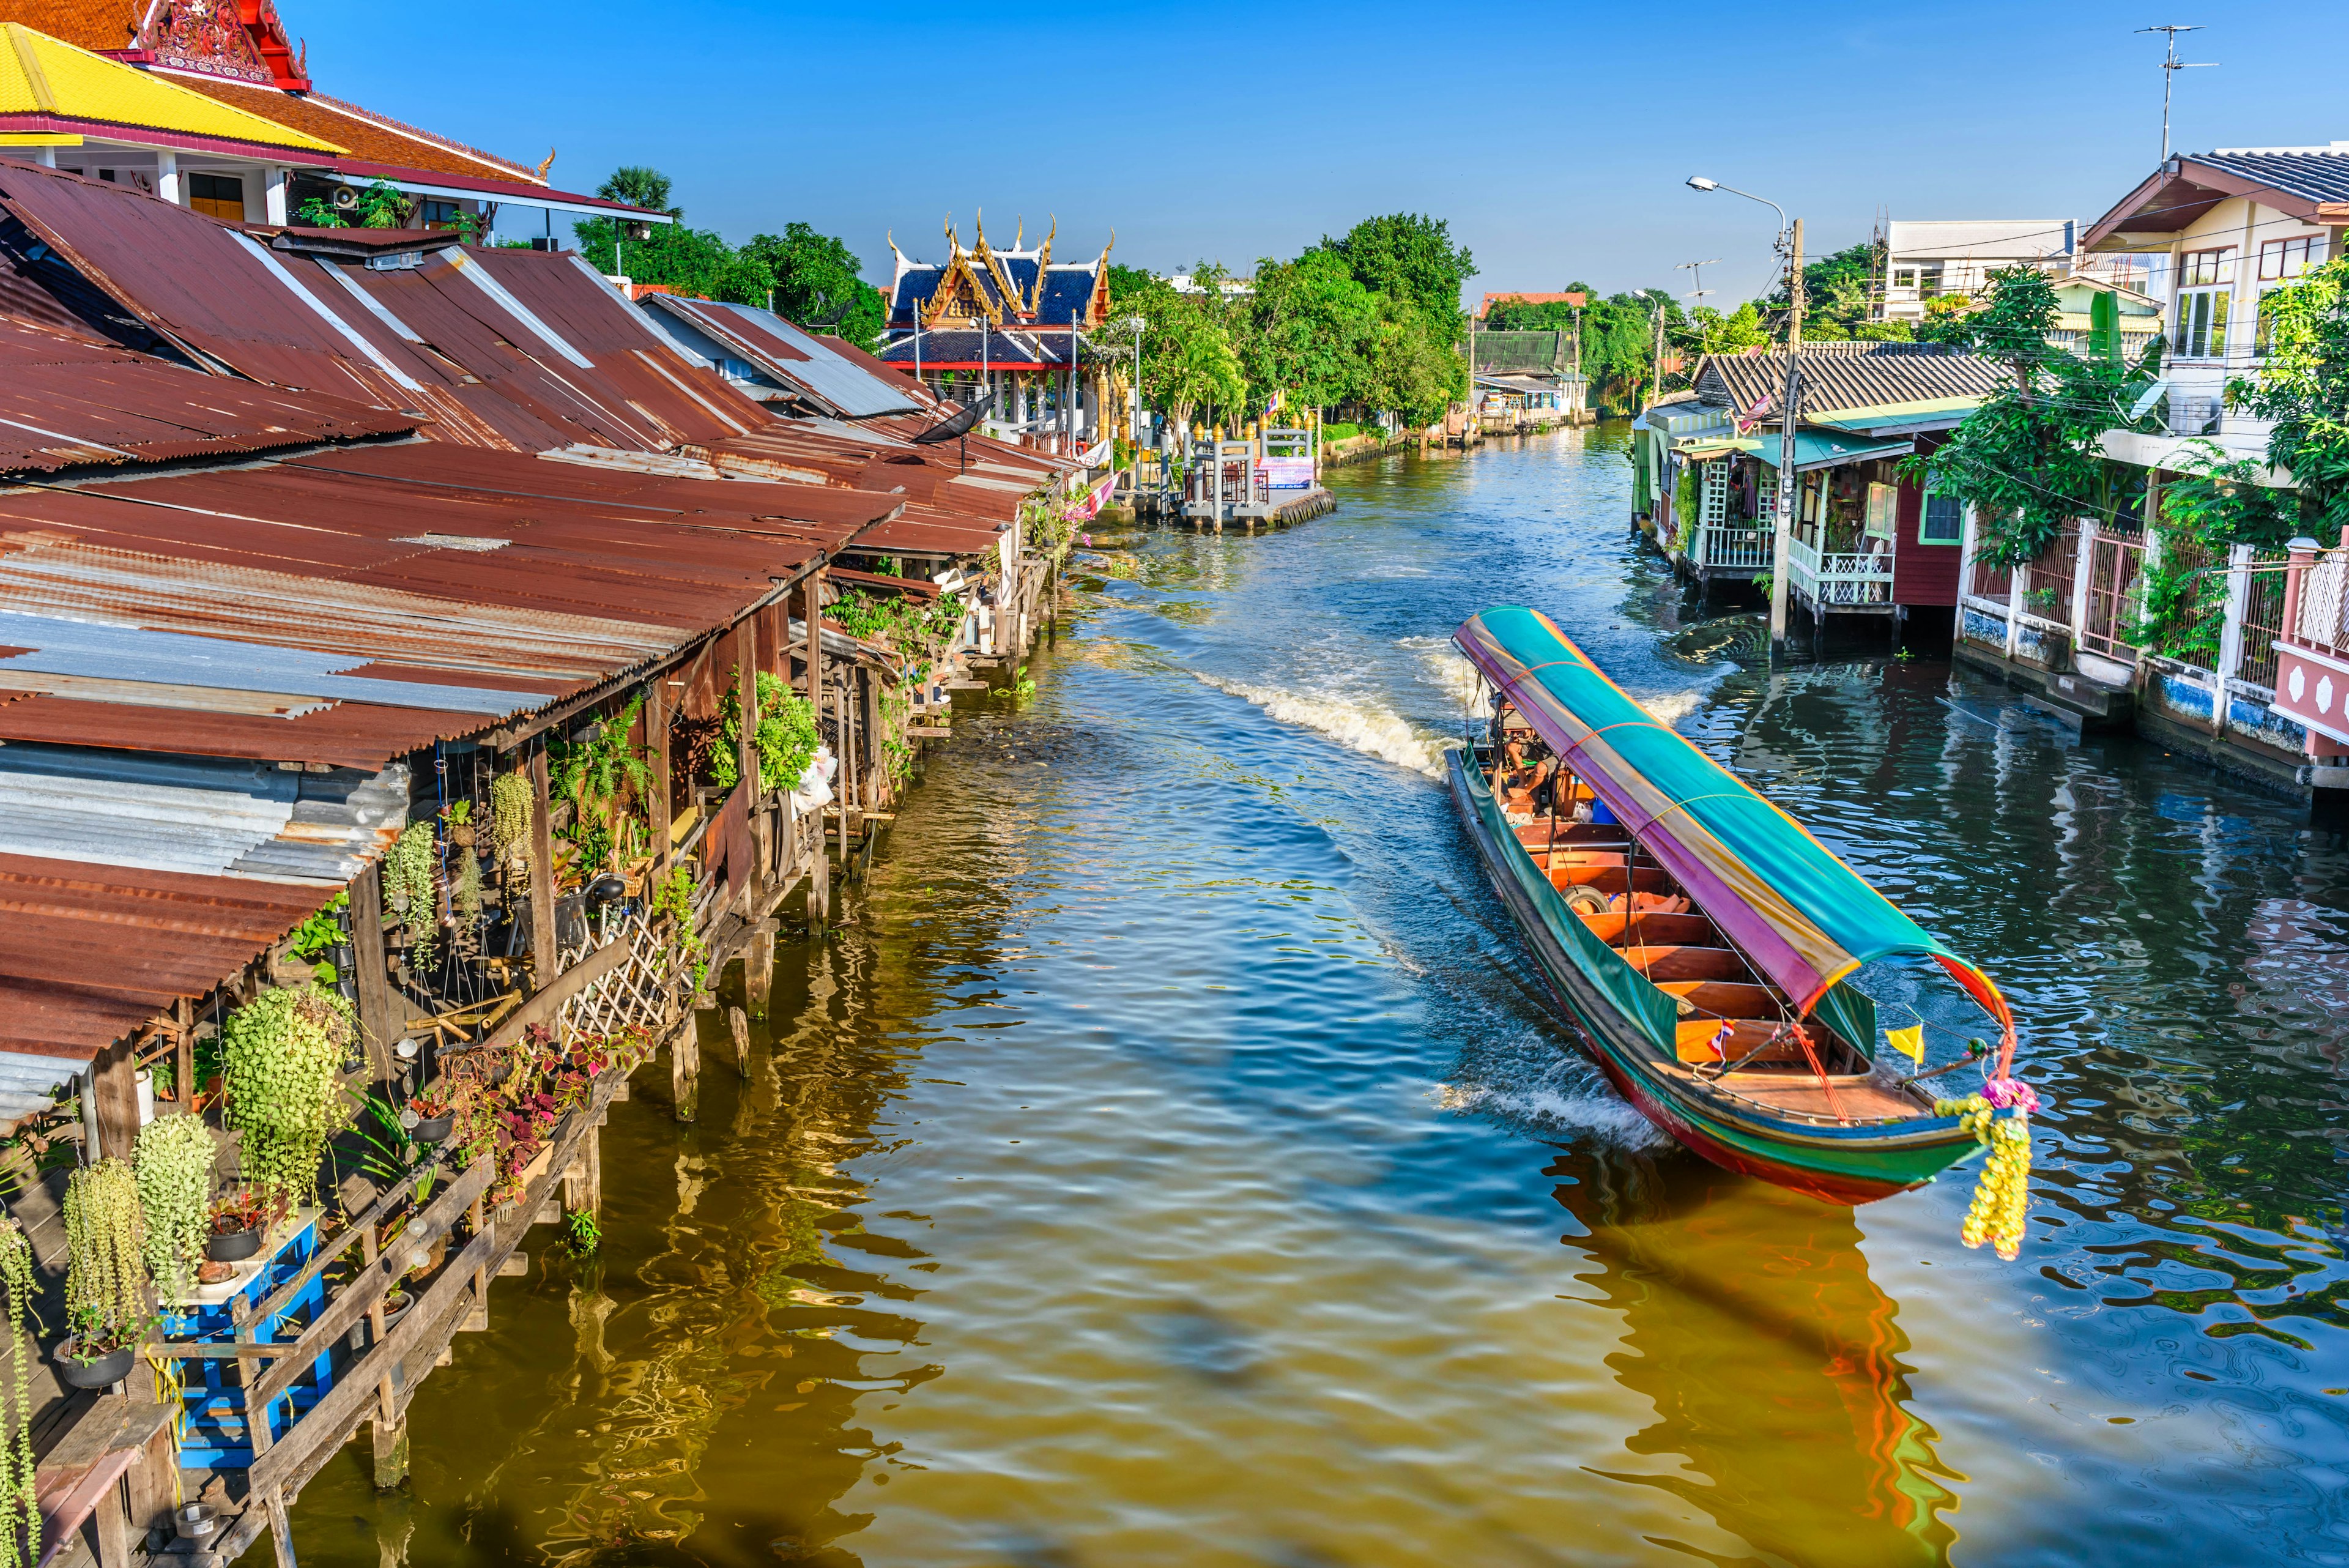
1696, 345, 2005, 420
0, 850, 343, 1061
641, 296, 921, 418
0, 160, 773, 456
0, 313, 411, 472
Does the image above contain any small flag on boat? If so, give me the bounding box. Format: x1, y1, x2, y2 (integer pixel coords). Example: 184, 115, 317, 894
1888, 1023, 1925, 1065
1709, 1020, 1733, 1059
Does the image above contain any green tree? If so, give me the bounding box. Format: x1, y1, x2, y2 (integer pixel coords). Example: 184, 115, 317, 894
1240, 248, 1380, 411
1312, 213, 1476, 327
741, 223, 885, 345
598, 166, 677, 215
1770, 239, 1882, 340
2232, 254, 2349, 533
1914, 265, 2161, 564
1116, 267, 1246, 431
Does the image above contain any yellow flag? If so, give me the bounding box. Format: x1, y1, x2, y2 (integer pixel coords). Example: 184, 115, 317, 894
1888, 1024, 1926, 1065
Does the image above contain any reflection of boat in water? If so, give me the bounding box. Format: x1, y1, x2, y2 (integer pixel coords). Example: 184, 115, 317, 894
1553, 1151, 1957, 1566
1449, 606, 2024, 1203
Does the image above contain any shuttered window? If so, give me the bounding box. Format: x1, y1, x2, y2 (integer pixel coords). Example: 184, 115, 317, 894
187, 172, 244, 221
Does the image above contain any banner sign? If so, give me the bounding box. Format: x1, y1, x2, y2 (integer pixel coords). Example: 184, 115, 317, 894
1260, 456, 1315, 490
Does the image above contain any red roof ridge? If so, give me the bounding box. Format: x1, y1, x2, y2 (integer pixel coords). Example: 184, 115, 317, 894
295, 89, 541, 184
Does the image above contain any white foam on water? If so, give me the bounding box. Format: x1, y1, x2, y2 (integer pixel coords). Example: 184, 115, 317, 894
1634, 689, 1708, 728
1192, 672, 1449, 779
1398, 634, 1482, 719
1435, 1078, 1668, 1149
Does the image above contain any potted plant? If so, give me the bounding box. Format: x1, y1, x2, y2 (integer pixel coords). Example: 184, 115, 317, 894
221, 983, 358, 1211
133, 1113, 218, 1299
58, 1159, 149, 1388
206, 1188, 269, 1263
409, 1083, 457, 1146
442, 798, 475, 849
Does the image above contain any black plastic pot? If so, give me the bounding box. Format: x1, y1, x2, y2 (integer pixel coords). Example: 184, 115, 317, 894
207, 1224, 261, 1263
56, 1343, 135, 1389
412, 1114, 454, 1145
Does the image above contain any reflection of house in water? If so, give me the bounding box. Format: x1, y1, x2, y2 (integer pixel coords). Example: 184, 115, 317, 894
1551, 1152, 1955, 1565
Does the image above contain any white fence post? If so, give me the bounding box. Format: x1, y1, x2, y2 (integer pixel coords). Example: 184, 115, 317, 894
2070, 518, 2098, 655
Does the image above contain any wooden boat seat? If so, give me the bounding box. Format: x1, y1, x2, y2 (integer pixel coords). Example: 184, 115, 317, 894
1656, 979, 1775, 1017
1578, 911, 1715, 946
1515, 825, 1633, 849
1674, 1019, 1805, 1065
1618, 945, 1751, 982
1546, 863, 1671, 896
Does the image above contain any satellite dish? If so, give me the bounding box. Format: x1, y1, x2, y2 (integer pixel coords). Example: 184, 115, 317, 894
909, 392, 995, 445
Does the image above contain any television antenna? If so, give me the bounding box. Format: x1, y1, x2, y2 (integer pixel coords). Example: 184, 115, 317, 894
2136, 24, 2214, 162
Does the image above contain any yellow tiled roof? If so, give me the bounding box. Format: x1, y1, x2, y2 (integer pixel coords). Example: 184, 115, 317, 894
0, 23, 343, 153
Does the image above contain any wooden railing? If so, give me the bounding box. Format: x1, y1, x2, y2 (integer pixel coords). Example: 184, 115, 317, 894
1787, 535, 1893, 606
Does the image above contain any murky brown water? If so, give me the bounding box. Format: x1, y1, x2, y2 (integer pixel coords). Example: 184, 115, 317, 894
297, 431, 2349, 1566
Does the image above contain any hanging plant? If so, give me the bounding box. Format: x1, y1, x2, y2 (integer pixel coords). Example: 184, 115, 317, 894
0, 1220, 38, 1568
650, 864, 708, 990
62, 1159, 148, 1361
221, 984, 358, 1207
284, 890, 349, 986
133, 1113, 217, 1301
491, 770, 534, 889
381, 821, 438, 968
710, 672, 820, 794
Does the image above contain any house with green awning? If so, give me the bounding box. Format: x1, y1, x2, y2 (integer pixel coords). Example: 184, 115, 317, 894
1638, 343, 2003, 628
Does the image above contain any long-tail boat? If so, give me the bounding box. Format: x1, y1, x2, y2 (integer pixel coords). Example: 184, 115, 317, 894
1449, 605, 2024, 1205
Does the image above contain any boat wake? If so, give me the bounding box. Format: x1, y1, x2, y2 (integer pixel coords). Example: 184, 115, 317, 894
1436, 1074, 1667, 1149
1192, 672, 1449, 778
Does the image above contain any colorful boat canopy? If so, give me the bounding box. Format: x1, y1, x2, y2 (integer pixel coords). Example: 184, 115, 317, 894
1455, 606, 2013, 1039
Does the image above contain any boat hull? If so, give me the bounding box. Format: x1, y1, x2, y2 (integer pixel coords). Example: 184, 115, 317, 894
1447, 746, 1983, 1206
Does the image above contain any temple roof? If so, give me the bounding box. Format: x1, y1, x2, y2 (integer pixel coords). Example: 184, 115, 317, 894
875, 327, 1070, 368
888, 215, 1109, 333
171, 76, 544, 184
0, 23, 341, 152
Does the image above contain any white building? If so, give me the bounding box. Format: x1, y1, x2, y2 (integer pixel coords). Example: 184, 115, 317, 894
2080, 142, 2344, 468
1880, 218, 2150, 322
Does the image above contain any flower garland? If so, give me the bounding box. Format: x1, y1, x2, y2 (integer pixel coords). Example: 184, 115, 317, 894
133, 1113, 218, 1299
1937, 1077, 2040, 1261
0, 1220, 38, 1568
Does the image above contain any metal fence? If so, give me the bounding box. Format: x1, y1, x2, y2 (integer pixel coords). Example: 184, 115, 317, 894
2019, 527, 2079, 625
2238, 548, 2288, 692
1969, 555, 2013, 604
2082, 532, 2146, 660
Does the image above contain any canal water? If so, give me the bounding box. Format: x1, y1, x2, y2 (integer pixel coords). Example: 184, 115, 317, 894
298, 430, 2349, 1566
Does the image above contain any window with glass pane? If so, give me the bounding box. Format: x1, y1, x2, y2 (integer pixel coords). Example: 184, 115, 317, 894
2174, 288, 2228, 358
2258, 236, 2321, 281
2180, 247, 2233, 288
1920, 494, 1963, 544
187, 172, 243, 221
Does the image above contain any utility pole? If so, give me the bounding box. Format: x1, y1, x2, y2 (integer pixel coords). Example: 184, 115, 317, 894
1649, 301, 1665, 409
2136, 24, 2214, 162
1772, 218, 1804, 656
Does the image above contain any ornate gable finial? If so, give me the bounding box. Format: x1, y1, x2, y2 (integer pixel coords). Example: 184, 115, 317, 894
533, 147, 557, 181
1014, 215, 1025, 250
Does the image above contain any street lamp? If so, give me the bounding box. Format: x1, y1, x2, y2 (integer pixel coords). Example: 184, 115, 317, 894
1689, 174, 1805, 656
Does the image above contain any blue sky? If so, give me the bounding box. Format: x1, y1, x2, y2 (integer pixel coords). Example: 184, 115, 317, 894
305, 1, 2346, 307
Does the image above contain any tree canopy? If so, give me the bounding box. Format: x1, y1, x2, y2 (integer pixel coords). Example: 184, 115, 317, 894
1310, 213, 1475, 327
742, 223, 885, 344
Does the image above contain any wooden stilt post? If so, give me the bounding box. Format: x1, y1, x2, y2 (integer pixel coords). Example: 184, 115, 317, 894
88, 1037, 139, 1165
802, 568, 829, 930
348, 862, 397, 1082
735, 618, 762, 908
169, 995, 195, 1109
744, 923, 773, 1020
669, 1015, 699, 1122
360, 1225, 406, 1488
727, 1005, 752, 1076
647, 672, 673, 874
582, 1119, 603, 1220
526, 742, 557, 984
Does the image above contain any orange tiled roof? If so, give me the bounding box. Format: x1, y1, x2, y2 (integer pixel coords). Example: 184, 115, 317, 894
168, 75, 542, 184
0, 1, 138, 53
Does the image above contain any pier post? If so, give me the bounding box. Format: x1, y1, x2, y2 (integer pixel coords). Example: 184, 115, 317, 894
727, 1005, 752, 1077
744, 923, 774, 1018
371, 1418, 410, 1490
667, 1013, 698, 1122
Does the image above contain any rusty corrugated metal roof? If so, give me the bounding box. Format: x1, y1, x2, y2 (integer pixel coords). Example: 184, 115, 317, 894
0, 314, 411, 472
